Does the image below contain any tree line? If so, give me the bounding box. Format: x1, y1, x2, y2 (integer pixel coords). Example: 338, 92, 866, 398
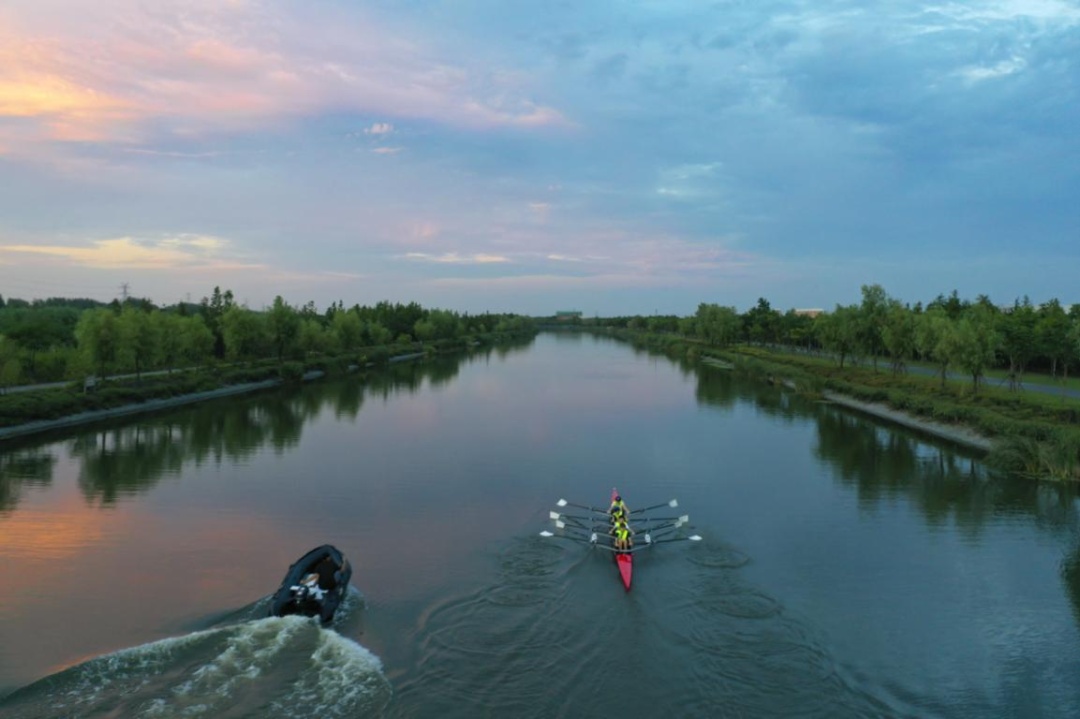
597, 287, 1080, 393
0, 289, 534, 388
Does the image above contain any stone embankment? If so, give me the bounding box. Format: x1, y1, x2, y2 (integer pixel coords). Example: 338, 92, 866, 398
821, 391, 994, 453
0, 371, 326, 442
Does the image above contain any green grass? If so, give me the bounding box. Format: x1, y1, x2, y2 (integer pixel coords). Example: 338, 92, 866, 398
722, 345, 1080, 481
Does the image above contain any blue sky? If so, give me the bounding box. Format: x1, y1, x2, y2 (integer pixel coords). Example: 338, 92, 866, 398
0, 0, 1077, 315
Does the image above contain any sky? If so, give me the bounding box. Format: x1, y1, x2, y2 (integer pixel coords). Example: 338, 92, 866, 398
0, 0, 1077, 316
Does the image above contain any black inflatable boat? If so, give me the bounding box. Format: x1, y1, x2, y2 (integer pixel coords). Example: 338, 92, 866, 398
269, 544, 352, 624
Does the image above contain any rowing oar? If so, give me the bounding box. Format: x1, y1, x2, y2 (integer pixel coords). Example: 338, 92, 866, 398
556, 499, 607, 513
649, 535, 703, 545
549, 511, 598, 523
636, 515, 690, 534
539, 530, 600, 546
631, 499, 678, 514
549, 511, 597, 531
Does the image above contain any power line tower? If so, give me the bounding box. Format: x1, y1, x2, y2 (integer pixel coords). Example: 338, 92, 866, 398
119, 282, 130, 302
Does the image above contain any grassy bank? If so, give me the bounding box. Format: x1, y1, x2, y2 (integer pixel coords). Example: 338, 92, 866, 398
585, 327, 1080, 482
725, 347, 1080, 481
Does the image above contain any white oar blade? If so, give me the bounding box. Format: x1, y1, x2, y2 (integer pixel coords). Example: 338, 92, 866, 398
540, 531, 554, 537
556, 499, 568, 507
555, 520, 566, 529
669, 499, 678, 508
678, 514, 689, 524
688, 535, 702, 541
549, 511, 561, 520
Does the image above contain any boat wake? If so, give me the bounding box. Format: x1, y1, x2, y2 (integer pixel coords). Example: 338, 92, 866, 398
0, 615, 391, 719
390, 536, 923, 719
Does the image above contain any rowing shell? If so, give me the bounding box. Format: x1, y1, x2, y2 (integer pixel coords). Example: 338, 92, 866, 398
612, 488, 633, 590
540, 489, 701, 592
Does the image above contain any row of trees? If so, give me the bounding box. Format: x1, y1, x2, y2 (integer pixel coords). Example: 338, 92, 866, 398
601, 288, 1080, 393
812, 287, 1080, 392
0, 289, 535, 388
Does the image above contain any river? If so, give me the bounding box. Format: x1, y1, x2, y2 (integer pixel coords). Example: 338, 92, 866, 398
1, 332, 1079, 718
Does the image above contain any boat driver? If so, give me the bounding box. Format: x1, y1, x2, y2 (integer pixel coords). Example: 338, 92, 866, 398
291, 573, 326, 603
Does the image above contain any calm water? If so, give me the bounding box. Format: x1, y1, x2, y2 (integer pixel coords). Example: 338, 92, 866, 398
2, 332, 1079, 718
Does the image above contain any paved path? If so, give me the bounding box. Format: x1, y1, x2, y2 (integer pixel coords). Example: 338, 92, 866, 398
774, 348, 1080, 401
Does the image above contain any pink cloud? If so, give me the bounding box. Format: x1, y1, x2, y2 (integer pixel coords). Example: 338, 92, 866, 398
0, 0, 569, 157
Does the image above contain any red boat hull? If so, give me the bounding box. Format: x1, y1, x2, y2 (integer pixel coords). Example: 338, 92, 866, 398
615, 552, 633, 590
612, 487, 633, 590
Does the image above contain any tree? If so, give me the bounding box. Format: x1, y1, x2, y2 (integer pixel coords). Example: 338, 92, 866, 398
858, 284, 889, 371
948, 306, 1000, 393
267, 296, 300, 362
1, 307, 78, 376
75, 308, 121, 378
695, 304, 741, 347
928, 290, 966, 320
332, 310, 363, 353
1037, 298, 1071, 380
815, 305, 860, 369
0, 337, 21, 393
118, 306, 160, 380
199, 286, 235, 358
156, 313, 185, 374
915, 307, 953, 388
1067, 317, 1080, 380
880, 300, 916, 375
298, 319, 329, 356
221, 306, 267, 361
779, 310, 815, 350
998, 298, 1036, 391
742, 298, 780, 344
181, 315, 215, 367
365, 321, 392, 346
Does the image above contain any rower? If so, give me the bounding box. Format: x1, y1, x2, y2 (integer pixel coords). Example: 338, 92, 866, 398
610, 519, 634, 551
609, 504, 628, 525
609, 494, 629, 519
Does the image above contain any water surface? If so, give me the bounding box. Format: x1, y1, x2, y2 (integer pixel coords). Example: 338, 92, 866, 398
2, 333, 1079, 717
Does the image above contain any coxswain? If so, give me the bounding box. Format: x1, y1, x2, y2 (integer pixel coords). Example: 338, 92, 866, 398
609, 494, 629, 517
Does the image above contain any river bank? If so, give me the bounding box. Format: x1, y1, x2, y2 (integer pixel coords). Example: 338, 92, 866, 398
0, 375, 319, 442
820, 391, 994, 453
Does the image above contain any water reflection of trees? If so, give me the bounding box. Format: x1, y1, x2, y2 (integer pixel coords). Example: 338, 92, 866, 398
695, 364, 1079, 537
0, 449, 57, 512
62, 348, 498, 506
695, 367, 798, 421
693, 364, 1080, 628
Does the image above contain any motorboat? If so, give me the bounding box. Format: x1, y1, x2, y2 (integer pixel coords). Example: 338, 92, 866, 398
269, 544, 352, 624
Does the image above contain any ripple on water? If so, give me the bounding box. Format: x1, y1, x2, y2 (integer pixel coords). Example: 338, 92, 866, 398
395, 537, 901, 719
685, 542, 751, 569
659, 565, 893, 719
393, 539, 607, 718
